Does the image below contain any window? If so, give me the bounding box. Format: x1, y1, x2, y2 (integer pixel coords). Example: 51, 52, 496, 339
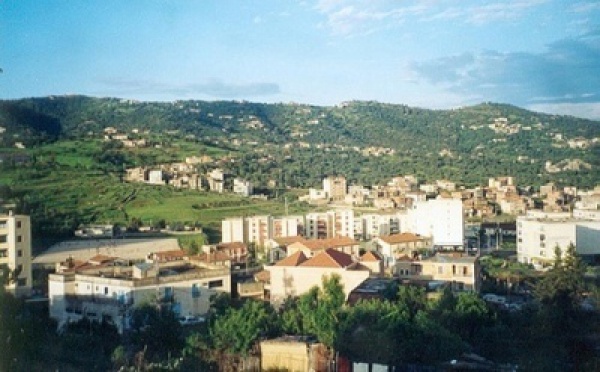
16, 221, 22, 229
17, 236, 22, 243
192, 283, 201, 298
208, 280, 223, 289
463, 267, 468, 276
17, 250, 22, 257
0, 235, 6, 243
104, 287, 109, 295
0, 249, 7, 258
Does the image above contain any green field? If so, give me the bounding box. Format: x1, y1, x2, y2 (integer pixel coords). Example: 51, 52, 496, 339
0, 138, 311, 246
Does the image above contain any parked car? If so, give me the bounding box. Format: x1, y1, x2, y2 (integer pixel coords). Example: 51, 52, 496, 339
178, 315, 205, 326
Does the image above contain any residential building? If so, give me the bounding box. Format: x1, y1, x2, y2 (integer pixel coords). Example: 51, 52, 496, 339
323, 175, 347, 201
207, 168, 228, 193
246, 215, 272, 247
488, 176, 515, 191
373, 233, 433, 267
517, 213, 600, 267
305, 212, 331, 239
202, 242, 248, 265
359, 212, 404, 240
271, 215, 304, 239
286, 236, 360, 258
394, 253, 481, 291
222, 215, 304, 247
48, 255, 231, 333
0, 213, 32, 296
148, 170, 164, 185
221, 217, 245, 244
407, 197, 464, 248
233, 178, 253, 197
263, 249, 372, 305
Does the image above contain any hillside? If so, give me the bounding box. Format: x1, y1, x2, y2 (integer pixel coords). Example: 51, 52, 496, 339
2, 96, 598, 187
0, 96, 599, 240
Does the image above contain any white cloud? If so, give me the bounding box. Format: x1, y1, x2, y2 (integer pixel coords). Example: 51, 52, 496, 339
571, 1, 600, 13
311, 0, 549, 36
527, 102, 600, 120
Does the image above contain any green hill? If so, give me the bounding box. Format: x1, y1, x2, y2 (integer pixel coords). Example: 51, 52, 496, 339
1, 96, 599, 241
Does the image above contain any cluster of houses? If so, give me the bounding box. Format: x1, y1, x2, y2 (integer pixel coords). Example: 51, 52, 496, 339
304, 175, 590, 219
125, 165, 254, 197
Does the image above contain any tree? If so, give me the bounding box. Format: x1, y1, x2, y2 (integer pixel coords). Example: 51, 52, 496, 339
129, 304, 183, 361
297, 274, 345, 348
209, 299, 279, 369
396, 285, 427, 320
534, 243, 586, 313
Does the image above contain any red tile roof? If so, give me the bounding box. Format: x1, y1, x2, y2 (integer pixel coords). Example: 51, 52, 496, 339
275, 251, 308, 267
190, 251, 231, 263
152, 250, 187, 261
294, 236, 358, 252
216, 242, 248, 250
378, 233, 427, 244
361, 250, 382, 262
88, 254, 117, 265
300, 248, 354, 268
273, 236, 306, 246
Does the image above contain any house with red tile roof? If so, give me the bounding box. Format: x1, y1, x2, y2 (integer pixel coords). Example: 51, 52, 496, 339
359, 250, 384, 275
202, 242, 248, 264
264, 248, 371, 305
286, 236, 360, 258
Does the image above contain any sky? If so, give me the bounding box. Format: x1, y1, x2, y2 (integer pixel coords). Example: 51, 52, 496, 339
2, 0, 600, 119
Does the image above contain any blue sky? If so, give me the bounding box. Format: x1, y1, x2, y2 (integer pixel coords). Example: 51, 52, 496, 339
2, 0, 600, 119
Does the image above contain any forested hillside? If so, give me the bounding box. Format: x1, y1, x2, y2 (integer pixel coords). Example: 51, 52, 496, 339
2, 95, 598, 188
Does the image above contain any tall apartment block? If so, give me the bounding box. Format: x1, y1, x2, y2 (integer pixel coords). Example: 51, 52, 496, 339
0, 213, 32, 296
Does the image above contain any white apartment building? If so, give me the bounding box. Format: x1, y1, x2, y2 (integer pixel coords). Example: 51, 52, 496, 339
272, 215, 304, 238
49, 257, 231, 333
323, 176, 347, 201
359, 212, 405, 240
0, 213, 32, 296
407, 198, 464, 248
147, 170, 164, 185
305, 210, 354, 239
221, 217, 245, 243
233, 178, 253, 197
222, 215, 304, 246
246, 215, 271, 247
517, 213, 600, 267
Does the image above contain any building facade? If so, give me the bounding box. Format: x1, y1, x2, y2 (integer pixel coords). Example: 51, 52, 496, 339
517, 213, 600, 267
407, 198, 464, 248
0, 213, 32, 296
48, 257, 231, 333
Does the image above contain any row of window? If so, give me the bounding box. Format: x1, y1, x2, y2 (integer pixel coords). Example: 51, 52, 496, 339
0, 235, 23, 243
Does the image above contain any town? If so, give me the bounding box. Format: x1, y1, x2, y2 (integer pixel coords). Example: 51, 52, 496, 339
2, 170, 600, 370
